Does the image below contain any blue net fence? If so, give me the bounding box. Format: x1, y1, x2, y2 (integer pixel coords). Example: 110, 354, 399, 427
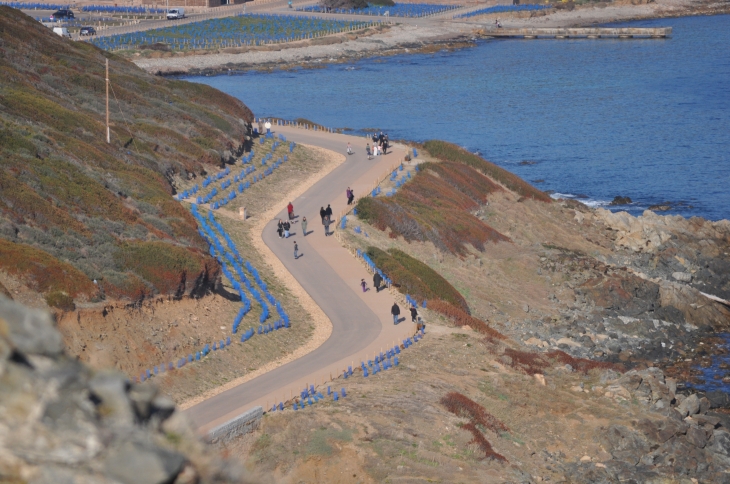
88, 13, 372, 51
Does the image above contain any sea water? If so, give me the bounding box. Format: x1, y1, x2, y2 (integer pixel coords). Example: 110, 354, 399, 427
185, 15, 730, 221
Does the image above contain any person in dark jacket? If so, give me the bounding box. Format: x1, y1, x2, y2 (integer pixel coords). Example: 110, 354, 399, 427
391, 302, 400, 325
410, 305, 418, 323
277, 219, 284, 238
320, 206, 326, 223
283, 221, 290, 238
294, 241, 299, 259
323, 217, 331, 236
325, 204, 333, 221
347, 188, 355, 205
373, 272, 382, 292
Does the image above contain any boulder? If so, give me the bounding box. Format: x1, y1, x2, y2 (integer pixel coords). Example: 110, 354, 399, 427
677, 394, 701, 417
671, 272, 692, 282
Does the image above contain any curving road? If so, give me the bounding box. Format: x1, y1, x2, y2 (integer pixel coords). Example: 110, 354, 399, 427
185, 126, 414, 435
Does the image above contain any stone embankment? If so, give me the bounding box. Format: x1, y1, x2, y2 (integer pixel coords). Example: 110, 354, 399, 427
0, 295, 258, 484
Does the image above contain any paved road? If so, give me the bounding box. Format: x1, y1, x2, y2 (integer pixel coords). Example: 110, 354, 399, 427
185, 127, 409, 434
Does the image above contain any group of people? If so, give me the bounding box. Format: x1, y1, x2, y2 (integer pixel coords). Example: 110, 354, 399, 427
319, 204, 333, 236
365, 132, 389, 159
345, 187, 355, 205
390, 301, 421, 327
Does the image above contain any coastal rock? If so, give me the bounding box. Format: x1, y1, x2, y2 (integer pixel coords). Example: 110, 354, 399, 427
609, 196, 632, 206
677, 394, 700, 417
0, 296, 250, 483
671, 271, 692, 282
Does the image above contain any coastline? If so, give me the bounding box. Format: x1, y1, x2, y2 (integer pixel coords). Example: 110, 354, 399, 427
129, 1, 730, 76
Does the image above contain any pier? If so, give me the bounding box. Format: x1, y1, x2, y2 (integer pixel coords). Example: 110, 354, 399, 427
480, 27, 672, 39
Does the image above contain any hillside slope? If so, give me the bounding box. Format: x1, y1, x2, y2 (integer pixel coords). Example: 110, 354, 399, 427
0, 7, 254, 305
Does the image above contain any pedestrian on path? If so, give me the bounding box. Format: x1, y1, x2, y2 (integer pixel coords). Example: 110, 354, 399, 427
361, 279, 368, 292
348, 188, 355, 205
258, 119, 263, 135
410, 305, 418, 323
391, 302, 401, 325
302, 216, 308, 236
287, 201, 294, 220
366, 143, 372, 159
294, 241, 299, 259
283, 221, 290, 238
346, 187, 352, 205
323, 217, 331, 236
325, 204, 333, 220
265, 119, 272, 134
373, 272, 382, 292
347, 142, 353, 155
320, 206, 326, 223
277, 219, 284, 238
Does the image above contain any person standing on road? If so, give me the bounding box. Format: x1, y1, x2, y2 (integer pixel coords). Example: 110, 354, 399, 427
265, 119, 272, 135
287, 201, 294, 220
258, 119, 263, 135
347, 142, 353, 155
320, 206, 326, 223
346, 188, 352, 205
325, 204, 333, 221
410, 305, 418, 323
277, 219, 284, 238
366, 143, 372, 159
373, 272, 382, 292
283, 220, 291, 238
294, 241, 299, 259
391, 302, 400, 325
302, 216, 308, 236
348, 188, 355, 205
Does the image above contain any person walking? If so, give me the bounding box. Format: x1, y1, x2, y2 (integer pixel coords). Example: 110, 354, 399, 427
258, 119, 264, 135
301, 216, 308, 236
265, 119, 272, 135
293, 241, 299, 259
283, 220, 291, 238
373, 272, 382, 293
360, 279, 368, 292
319, 206, 326, 223
325, 204, 333, 221
277, 219, 284, 238
410, 305, 418, 323
346, 142, 353, 155
391, 302, 400, 325
323, 216, 331, 236
382, 135, 389, 155
287, 201, 294, 220
348, 188, 355, 205
366, 143, 372, 159
346, 188, 352, 205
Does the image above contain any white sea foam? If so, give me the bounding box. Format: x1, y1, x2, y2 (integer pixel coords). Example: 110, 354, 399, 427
550, 193, 611, 208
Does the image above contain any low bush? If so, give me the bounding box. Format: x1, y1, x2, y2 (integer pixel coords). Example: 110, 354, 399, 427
356, 164, 509, 255
440, 392, 508, 462
45, 291, 76, 311
544, 349, 623, 374
0, 239, 95, 298
428, 300, 505, 340
423, 140, 551, 202
365, 246, 471, 313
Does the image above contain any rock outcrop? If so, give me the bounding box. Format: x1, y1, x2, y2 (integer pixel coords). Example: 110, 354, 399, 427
0, 296, 256, 483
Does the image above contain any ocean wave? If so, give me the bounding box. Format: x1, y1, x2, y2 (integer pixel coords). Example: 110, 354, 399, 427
550, 192, 612, 208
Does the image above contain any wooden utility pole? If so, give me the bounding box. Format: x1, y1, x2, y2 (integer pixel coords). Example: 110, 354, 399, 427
105, 58, 110, 144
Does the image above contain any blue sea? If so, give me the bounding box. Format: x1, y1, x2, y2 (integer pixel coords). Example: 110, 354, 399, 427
185, 15, 730, 221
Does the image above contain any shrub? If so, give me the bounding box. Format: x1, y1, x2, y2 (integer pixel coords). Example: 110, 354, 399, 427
440, 392, 508, 462
428, 300, 505, 340
356, 165, 509, 255
45, 291, 76, 311
544, 350, 623, 374
365, 246, 471, 313
0, 239, 95, 298
423, 140, 551, 202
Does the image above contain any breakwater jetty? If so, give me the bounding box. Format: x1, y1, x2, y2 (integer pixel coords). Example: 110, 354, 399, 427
481, 27, 672, 39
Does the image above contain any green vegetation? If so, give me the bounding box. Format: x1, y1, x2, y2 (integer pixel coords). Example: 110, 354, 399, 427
366, 247, 469, 313
0, 6, 257, 302
423, 140, 552, 202
356, 161, 509, 255
45, 291, 76, 311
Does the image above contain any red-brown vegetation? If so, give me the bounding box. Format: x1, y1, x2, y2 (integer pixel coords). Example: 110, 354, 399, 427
489, 345, 622, 375
422, 140, 552, 202
440, 392, 508, 461
429, 299, 506, 340
357, 162, 509, 255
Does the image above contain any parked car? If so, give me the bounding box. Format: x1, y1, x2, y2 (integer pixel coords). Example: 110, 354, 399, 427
50, 9, 74, 20
166, 8, 184, 20
79, 26, 97, 36
52, 27, 71, 38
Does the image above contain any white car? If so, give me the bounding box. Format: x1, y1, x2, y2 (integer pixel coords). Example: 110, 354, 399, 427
166, 8, 185, 20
